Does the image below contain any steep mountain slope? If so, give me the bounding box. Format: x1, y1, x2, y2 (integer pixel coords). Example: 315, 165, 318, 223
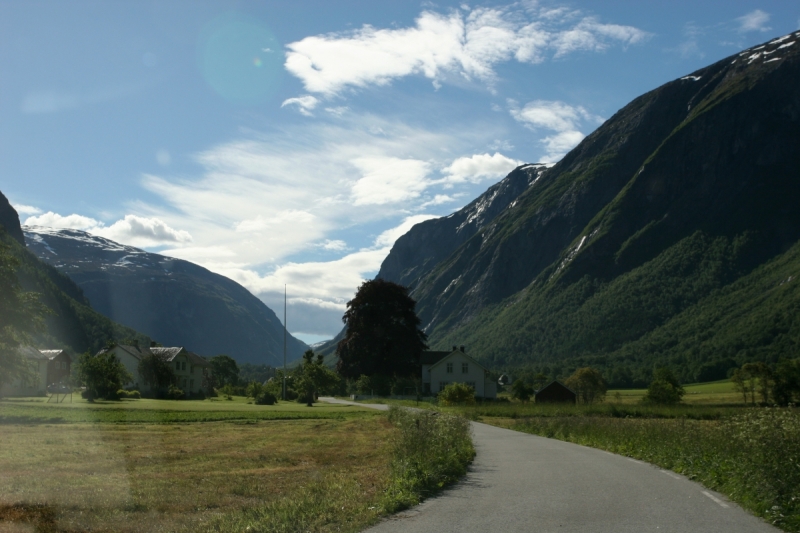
0, 192, 150, 354
23, 227, 306, 365
314, 163, 548, 358
379, 32, 800, 384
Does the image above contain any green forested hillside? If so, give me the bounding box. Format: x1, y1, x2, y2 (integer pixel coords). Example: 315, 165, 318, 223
376, 33, 800, 385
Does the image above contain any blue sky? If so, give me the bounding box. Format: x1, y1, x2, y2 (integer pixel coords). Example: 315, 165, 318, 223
2, 1, 798, 343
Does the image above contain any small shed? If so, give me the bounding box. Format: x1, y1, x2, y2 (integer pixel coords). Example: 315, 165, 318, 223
535, 380, 576, 404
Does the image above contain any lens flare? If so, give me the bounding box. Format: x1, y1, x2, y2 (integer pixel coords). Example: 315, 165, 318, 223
197, 13, 281, 105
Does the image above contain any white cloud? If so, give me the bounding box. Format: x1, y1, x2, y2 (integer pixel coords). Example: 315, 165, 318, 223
281, 95, 319, 116
284, 5, 650, 96
25, 212, 100, 230
737, 10, 771, 33
442, 152, 523, 184
24, 212, 191, 246
510, 100, 603, 162
95, 215, 192, 246
373, 214, 438, 248
320, 239, 348, 251
12, 204, 42, 215
350, 156, 432, 206
421, 194, 457, 208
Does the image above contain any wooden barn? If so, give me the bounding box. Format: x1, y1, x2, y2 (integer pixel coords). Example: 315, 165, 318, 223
535, 380, 577, 404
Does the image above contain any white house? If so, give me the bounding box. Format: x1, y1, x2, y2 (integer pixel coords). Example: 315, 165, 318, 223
421, 346, 497, 399
97, 344, 210, 394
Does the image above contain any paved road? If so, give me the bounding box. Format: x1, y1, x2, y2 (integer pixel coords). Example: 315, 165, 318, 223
321, 397, 778, 533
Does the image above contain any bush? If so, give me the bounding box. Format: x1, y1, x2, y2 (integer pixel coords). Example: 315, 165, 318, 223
116, 389, 141, 399
255, 391, 277, 405
167, 385, 185, 400
382, 406, 474, 512
438, 382, 476, 406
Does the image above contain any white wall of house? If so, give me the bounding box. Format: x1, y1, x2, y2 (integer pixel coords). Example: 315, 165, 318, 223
1, 360, 48, 397
108, 346, 145, 391
172, 353, 206, 394
427, 351, 496, 398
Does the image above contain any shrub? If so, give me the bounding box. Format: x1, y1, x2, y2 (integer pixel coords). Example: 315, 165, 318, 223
117, 389, 141, 399
167, 385, 185, 400
382, 406, 474, 512
438, 382, 476, 406
255, 391, 277, 405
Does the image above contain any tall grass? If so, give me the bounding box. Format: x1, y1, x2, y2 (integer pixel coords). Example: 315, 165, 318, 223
510, 408, 800, 532
454, 401, 741, 420
382, 406, 475, 512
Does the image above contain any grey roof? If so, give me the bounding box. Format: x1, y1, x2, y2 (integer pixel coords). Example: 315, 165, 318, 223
150, 347, 210, 367
39, 349, 70, 361
149, 347, 185, 360
20, 346, 48, 360
535, 380, 576, 396
98, 344, 145, 360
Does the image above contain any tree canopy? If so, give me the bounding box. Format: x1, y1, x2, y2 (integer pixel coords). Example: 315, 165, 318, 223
336, 279, 427, 379
210, 354, 240, 387
138, 351, 177, 394
75, 350, 132, 400
565, 367, 607, 405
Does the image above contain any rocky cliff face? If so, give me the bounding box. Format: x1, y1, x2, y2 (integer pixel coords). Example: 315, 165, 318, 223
23, 227, 307, 364
376, 31, 800, 383
0, 191, 25, 245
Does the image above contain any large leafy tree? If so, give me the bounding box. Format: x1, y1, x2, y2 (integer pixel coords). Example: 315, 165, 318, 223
210, 354, 240, 387
75, 351, 132, 400
565, 367, 608, 405
336, 279, 427, 379
0, 239, 47, 389
138, 351, 177, 394
295, 350, 340, 406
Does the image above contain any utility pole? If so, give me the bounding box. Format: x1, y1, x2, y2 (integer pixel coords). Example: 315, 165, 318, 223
283, 284, 287, 401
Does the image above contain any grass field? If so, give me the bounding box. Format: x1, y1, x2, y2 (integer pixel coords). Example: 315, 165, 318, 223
0, 396, 391, 533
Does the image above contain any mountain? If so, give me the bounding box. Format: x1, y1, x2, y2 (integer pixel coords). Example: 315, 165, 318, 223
377, 31, 800, 386
0, 191, 151, 354
314, 163, 548, 358
23, 227, 307, 365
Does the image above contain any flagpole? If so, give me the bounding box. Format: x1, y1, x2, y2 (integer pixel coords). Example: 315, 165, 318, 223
283, 284, 287, 401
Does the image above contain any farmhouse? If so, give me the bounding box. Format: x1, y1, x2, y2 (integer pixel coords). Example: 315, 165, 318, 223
97, 344, 211, 394
421, 346, 497, 399
0, 347, 72, 397
149, 347, 210, 394
535, 380, 577, 403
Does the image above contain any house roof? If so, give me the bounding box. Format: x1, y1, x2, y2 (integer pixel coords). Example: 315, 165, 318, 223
421, 350, 451, 365
535, 380, 576, 396
20, 346, 48, 360
39, 349, 70, 361
428, 349, 487, 373
150, 347, 210, 367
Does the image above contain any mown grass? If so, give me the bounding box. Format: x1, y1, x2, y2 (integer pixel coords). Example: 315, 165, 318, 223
0, 396, 369, 424
0, 397, 476, 533
489, 408, 800, 532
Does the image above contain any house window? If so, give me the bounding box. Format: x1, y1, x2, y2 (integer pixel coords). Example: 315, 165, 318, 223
446, 363, 453, 373
176, 362, 180, 371
439, 382, 447, 392
462, 363, 469, 374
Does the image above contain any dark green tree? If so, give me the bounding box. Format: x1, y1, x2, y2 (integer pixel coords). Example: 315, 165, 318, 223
210, 354, 240, 387
772, 358, 800, 406
336, 279, 427, 379
138, 352, 177, 395
0, 239, 47, 390
510, 379, 534, 402
296, 350, 340, 406
75, 351, 132, 400
565, 367, 607, 405
642, 367, 684, 405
